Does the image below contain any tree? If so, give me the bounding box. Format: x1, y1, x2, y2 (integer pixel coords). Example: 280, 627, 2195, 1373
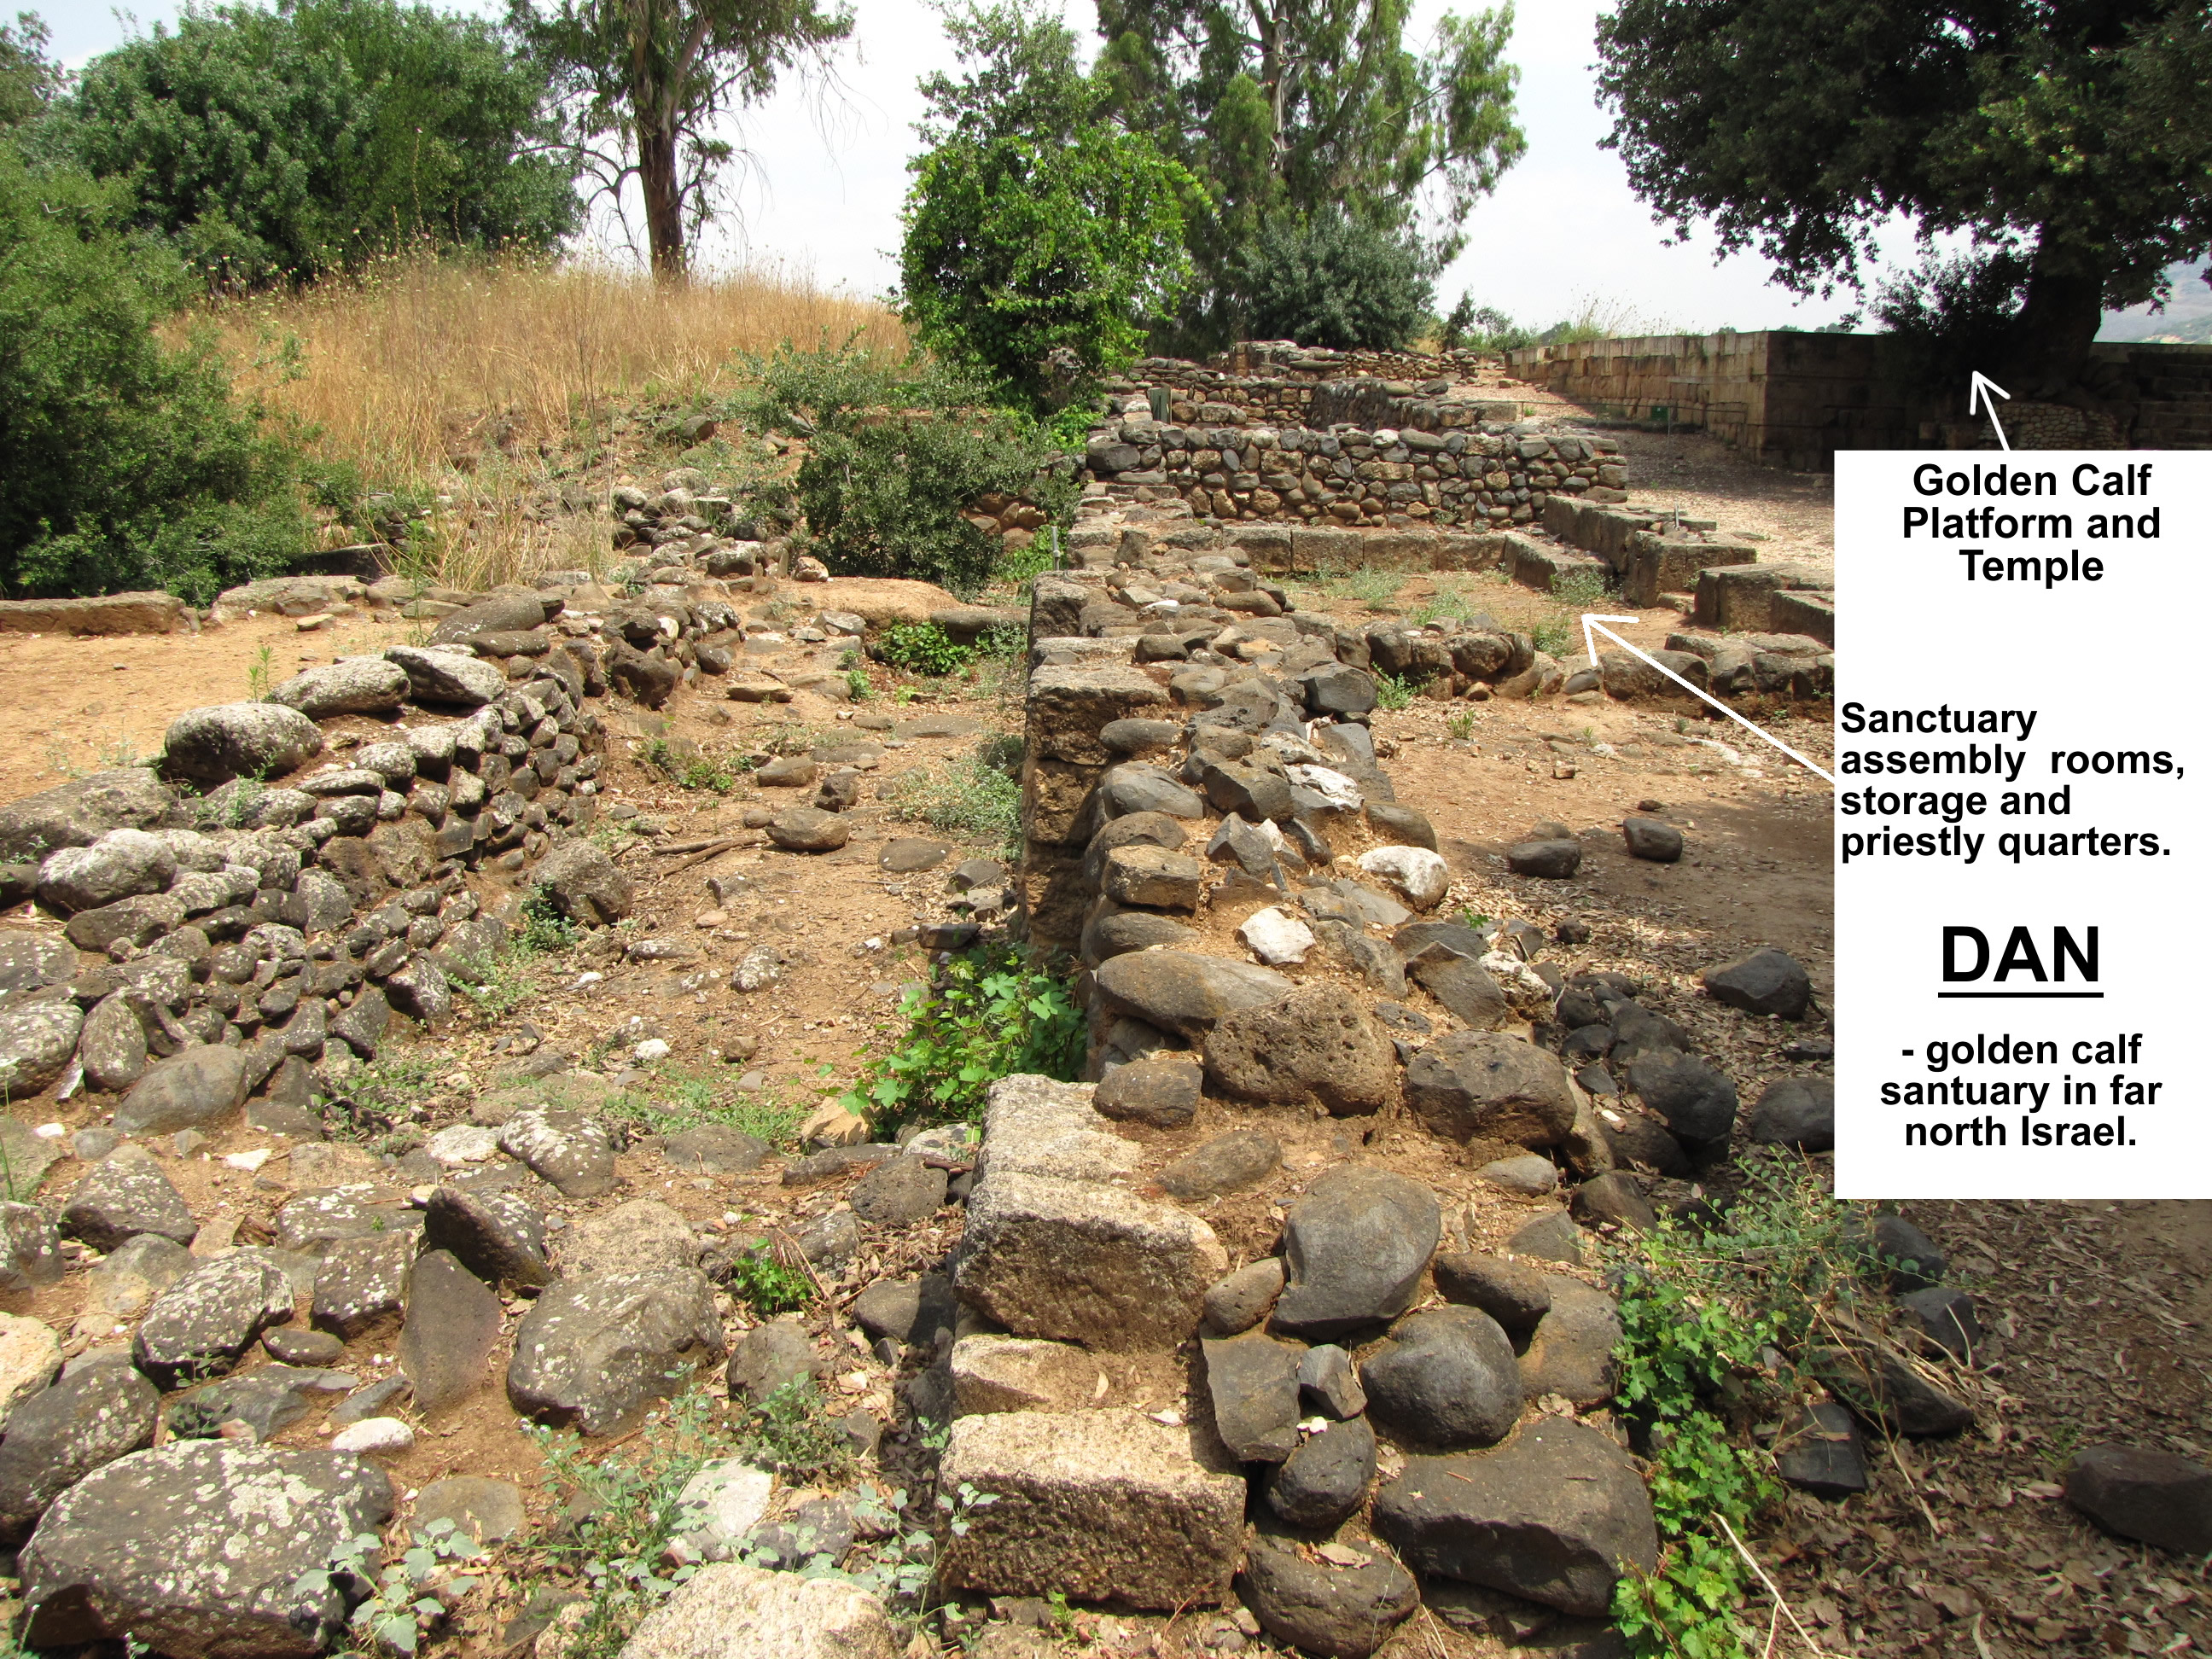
509, 0, 852, 280
1237, 208, 1431, 348
37, 0, 578, 287
0, 12, 57, 129
1094, 0, 1524, 348
1595, 0, 2212, 386
0, 148, 316, 600
900, 2, 1196, 402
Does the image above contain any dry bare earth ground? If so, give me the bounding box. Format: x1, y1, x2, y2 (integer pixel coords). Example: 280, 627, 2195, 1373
1, 369, 2207, 1659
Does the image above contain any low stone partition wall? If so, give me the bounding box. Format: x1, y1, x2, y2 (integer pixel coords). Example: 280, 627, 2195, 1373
1080, 404, 1625, 529
0, 581, 749, 1116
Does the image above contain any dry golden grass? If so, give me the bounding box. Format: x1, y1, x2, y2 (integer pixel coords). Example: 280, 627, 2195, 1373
207, 253, 903, 478
193, 253, 902, 587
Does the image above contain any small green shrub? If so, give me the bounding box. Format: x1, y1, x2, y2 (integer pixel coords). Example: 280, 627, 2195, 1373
0, 148, 321, 601
726, 1244, 812, 1315
1551, 568, 1611, 610
876, 621, 975, 676
1374, 672, 1420, 711
842, 942, 1083, 1133
1237, 211, 1435, 351
295, 1519, 480, 1656
743, 341, 1078, 598
883, 743, 1022, 853
736, 1377, 855, 1482
1610, 1153, 1889, 1657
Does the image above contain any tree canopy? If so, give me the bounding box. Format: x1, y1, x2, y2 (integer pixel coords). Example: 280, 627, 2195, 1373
900, 1, 1196, 401
0, 147, 316, 600
34, 0, 579, 288
1094, 0, 1524, 349
509, 0, 852, 279
0, 12, 56, 129
1595, 0, 2212, 382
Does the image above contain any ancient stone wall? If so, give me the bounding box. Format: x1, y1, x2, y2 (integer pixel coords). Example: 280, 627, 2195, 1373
0, 576, 754, 1119
1505, 333, 2212, 469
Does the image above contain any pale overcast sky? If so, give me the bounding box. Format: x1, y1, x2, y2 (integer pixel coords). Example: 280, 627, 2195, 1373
55, 0, 2207, 335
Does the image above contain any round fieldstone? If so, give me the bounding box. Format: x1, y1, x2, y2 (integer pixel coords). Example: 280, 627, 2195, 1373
1265, 1413, 1377, 1531
1361, 1306, 1522, 1449
1096, 1057, 1202, 1127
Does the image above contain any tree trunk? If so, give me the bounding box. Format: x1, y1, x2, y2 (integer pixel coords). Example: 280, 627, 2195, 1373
637, 123, 686, 282
2005, 239, 2103, 390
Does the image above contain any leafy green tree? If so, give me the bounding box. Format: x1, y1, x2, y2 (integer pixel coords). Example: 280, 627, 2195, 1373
509, 0, 852, 279
0, 149, 316, 601
38, 0, 577, 287
1594, 0, 2212, 384
1095, 0, 1524, 348
1238, 208, 1431, 348
0, 12, 56, 129
900, 1, 1196, 404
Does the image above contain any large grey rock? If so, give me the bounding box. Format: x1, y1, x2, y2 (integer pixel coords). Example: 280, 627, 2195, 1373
531, 841, 633, 928
1093, 950, 1294, 1039
267, 657, 411, 719
422, 1184, 551, 1288
1406, 1032, 1579, 1148
114, 1044, 249, 1135
1372, 1420, 1659, 1616
1271, 1167, 1439, 1340
0, 1314, 61, 1431
618, 1562, 896, 1659
934, 1409, 1244, 1610
79, 1233, 193, 1328
0, 1357, 160, 1537
384, 645, 507, 707
1265, 1412, 1377, 1532
78, 993, 150, 1093
0, 769, 177, 864
850, 1157, 948, 1225
1702, 949, 1813, 1020
163, 1367, 333, 1442
850, 1274, 958, 1348
725, 1317, 822, 1405
1092, 1056, 1202, 1127
1202, 1332, 1302, 1462
1202, 985, 1397, 1116
1433, 1254, 1551, 1339
1748, 1076, 1834, 1150
61, 1153, 197, 1252
501, 1108, 617, 1197
1237, 1532, 1418, 1659
132, 1254, 296, 1385
160, 703, 325, 788
508, 1268, 724, 1435
949, 1334, 1109, 1415
2064, 1445, 2212, 1555
398, 1250, 504, 1414
957, 1169, 1225, 1350
0, 1200, 61, 1290
1360, 1306, 1522, 1448
1516, 1279, 1622, 1408
0, 932, 74, 994
310, 1231, 416, 1339
0, 995, 84, 1096
1627, 1051, 1738, 1146
1159, 1130, 1282, 1202
37, 828, 177, 913
1203, 1258, 1286, 1336
18, 1441, 394, 1656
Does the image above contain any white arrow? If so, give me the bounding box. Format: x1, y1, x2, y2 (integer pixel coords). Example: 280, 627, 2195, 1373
1969, 370, 2012, 451
1580, 615, 1835, 783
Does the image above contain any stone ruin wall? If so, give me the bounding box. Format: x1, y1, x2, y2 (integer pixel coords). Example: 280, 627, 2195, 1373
1078, 347, 1626, 533
1504, 331, 2212, 469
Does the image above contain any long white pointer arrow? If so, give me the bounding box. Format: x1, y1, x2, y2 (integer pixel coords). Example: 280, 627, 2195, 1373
1580, 613, 1835, 784
1969, 370, 2012, 451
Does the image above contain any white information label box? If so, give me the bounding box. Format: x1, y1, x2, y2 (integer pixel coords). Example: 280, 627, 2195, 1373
1834, 451, 2207, 1199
